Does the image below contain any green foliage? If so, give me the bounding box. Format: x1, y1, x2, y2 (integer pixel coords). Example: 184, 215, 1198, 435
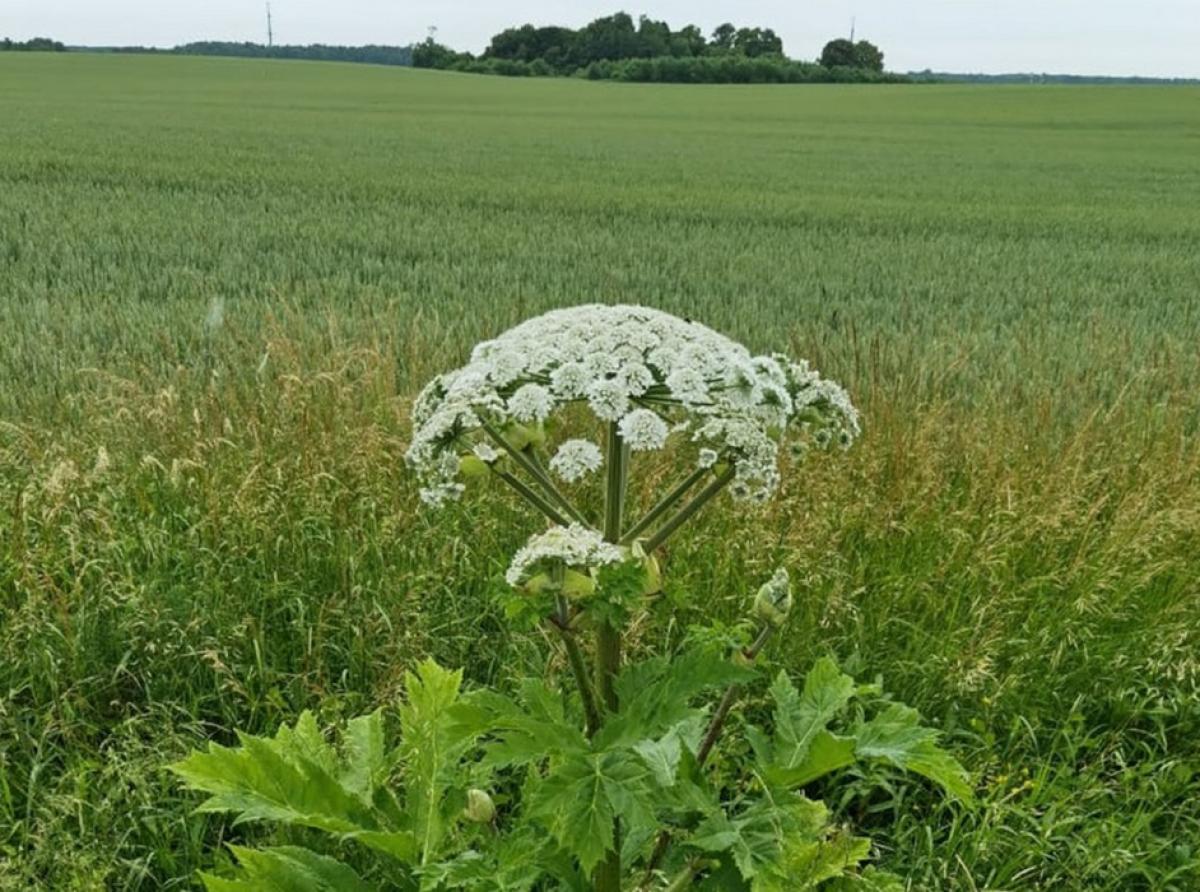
200, 845, 375, 891
172, 649, 966, 888
750, 659, 973, 802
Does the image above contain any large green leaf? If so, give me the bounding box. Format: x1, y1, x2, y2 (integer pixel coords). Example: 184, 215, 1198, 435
689, 792, 828, 881
853, 704, 974, 802
769, 658, 856, 772
766, 729, 857, 788
528, 749, 656, 875
399, 659, 475, 865
465, 682, 589, 769
754, 830, 871, 891
172, 711, 418, 863
599, 646, 753, 749
173, 718, 383, 836
199, 845, 377, 892
341, 710, 388, 804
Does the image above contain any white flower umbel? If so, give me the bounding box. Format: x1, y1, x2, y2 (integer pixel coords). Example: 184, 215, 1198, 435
406, 304, 860, 506
505, 524, 625, 588
618, 408, 669, 452
550, 439, 603, 483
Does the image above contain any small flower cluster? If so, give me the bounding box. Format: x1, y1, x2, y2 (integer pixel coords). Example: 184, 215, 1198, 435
407, 305, 859, 506
549, 439, 603, 483
505, 524, 625, 588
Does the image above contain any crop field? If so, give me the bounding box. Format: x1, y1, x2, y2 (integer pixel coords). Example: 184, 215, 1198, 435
1, 52, 1198, 889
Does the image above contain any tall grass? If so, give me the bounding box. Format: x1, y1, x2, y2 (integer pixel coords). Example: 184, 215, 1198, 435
0, 54, 1197, 889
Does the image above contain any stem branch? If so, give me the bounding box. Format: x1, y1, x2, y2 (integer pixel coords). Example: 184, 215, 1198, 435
620, 465, 709, 546
642, 466, 735, 553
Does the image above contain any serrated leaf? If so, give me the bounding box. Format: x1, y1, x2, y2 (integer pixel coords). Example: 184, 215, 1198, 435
341, 710, 388, 804
200, 845, 376, 891
754, 831, 871, 891
633, 730, 682, 788
853, 704, 974, 802
172, 731, 381, 837
599, 646, 753, 749
770, 659, 856, 771
529, 749, 655, 875
399, 659, 473, 865
466, 683, 588, 769
767, 729, 857, 788
688, 792, 828, 881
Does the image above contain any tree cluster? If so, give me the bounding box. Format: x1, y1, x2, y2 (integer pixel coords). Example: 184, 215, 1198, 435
485, 13, 784, 70
415, 12, 894, 84
818, 39, 884, 72
1, 37, 67, 52
414, 13, 786, 74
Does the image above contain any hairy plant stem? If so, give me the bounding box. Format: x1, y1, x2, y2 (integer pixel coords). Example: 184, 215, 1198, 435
641, 466, 735, 553
521, 444, 590, 526
663, 859, 702, 891
552, 594, 601, 738
620, 465, 709, 546
593, 421, 628, 892
481, 420, 587, 525
492, 469, 570, 527
640, 623, 776, 888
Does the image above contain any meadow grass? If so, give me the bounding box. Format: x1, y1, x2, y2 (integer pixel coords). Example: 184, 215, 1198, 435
0, 53, 1197, 889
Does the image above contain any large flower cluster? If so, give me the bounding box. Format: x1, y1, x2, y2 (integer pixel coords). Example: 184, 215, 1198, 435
407, 305, 859, 506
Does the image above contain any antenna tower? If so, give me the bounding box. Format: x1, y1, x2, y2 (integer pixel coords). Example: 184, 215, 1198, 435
266, 3, 274, 47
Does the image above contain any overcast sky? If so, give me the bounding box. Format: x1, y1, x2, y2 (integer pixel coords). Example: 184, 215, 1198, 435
6, 0, 1199, 77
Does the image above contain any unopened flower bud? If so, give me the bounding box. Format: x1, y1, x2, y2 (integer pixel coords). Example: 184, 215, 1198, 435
629, 541, 662, 596
459, 454, 490, 478
520, 572, 553, 595
752, 567, 792, 627
560, 568, 596, 599
463, 788, 495, 823
641, 552, 662, 596
503, 422, 546, 451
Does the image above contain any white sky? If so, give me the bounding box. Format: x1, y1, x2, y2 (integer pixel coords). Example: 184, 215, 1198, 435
6, 0, 1199, 77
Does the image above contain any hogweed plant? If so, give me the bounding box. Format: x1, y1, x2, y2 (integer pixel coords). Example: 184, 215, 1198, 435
173, 305, 972, 890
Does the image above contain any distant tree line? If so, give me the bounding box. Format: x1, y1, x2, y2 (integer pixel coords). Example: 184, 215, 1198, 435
93, 41, 414, 66
910, 69, 1200, 85
414, 12, 896, 83
1, 37, 67, 52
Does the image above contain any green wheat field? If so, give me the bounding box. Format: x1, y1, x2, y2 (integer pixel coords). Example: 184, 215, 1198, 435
1, 52, 1198, 889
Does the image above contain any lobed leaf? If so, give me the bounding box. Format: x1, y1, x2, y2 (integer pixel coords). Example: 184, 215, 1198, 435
199, 845, 376, 892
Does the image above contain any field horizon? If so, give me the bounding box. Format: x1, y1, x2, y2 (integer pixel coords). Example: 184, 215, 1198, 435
1, 53, 1198, 890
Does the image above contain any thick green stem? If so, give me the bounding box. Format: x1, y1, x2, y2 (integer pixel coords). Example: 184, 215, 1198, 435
594, 422, 628, 892
642, 466, 735, 553
552, 596, 601, 738
620, 465, 709, 546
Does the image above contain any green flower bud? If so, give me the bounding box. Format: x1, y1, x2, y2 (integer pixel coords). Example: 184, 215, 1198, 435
463, 788, 495, 823
560, 568, 596, 599
520, 572, 554, 595
459, 454, 490, 478
641, 553, 662, 596
752, 567, 792, 627
504, 422, 546, 451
